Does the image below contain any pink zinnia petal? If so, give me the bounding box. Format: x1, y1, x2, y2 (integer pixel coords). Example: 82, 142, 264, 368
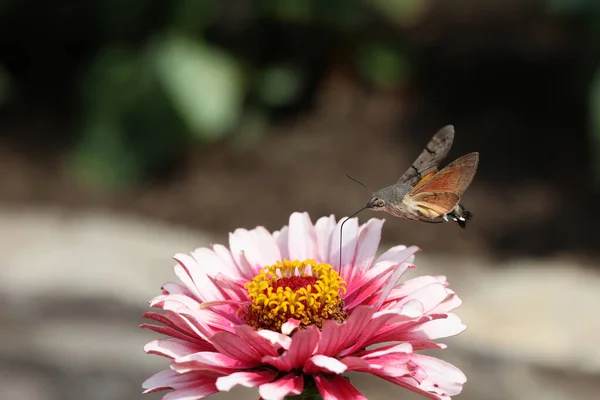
215, 370, 277, 391
329, 216, 359, 271
262, 326, 320, 371
314, 215, 336, 262
287, 212, 318, 261
142, 212, 466, 400
349, 218, 385, 285
258, 373, 303, 400
314, 375, 367, 400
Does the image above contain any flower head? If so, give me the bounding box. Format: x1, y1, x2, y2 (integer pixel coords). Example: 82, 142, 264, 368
141, 212, 467, 400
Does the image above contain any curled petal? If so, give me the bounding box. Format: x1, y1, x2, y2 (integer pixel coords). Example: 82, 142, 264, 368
263, 326, 320, 371
281, 318, 301, 335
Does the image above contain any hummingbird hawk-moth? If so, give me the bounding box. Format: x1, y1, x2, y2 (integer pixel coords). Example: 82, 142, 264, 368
338, 125, 478, 267
365, 125, 478, 228
346, 125, 479, 228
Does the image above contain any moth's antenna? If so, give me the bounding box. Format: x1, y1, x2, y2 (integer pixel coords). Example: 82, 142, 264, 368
345, 174, 372, 192
339, 206, 368, 270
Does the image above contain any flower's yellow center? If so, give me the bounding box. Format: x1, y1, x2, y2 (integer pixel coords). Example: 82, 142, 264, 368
244, 259, 348, 331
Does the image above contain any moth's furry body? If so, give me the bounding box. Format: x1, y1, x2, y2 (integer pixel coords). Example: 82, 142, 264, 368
366, 184, 419, 219
362, 125, 479, 228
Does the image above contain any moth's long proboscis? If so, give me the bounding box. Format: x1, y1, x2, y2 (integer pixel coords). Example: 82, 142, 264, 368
339, 206, 367, 270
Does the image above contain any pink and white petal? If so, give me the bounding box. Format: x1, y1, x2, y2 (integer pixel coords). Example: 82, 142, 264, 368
408, 354, 467, 396
375, 250, 419, 310
305, 354, 347, 375
351, 218, 384, 276
328, 216, 359, 274
156, 295, 235, 337
314, 215, 336, 262
343, 260, 400, 306
215, 370, 277, 391
345, 260, 414, 310
144, 338, 209, 359
374, 244, 413, 263
173, 262, 204, 302
251, 226, 282, 265
162, 282, 192, 296
398, 282, 452, 314
190, 247, 228, 277
142, 370, 216, 395
171, 351, 256, 374
209, 331, 267, 363
256, 330, 292, 350
141, 311, 207, 344
339, 312, 402, 357
318, 305, 375, 356
228, 226, 282, 269
339, 355, 371, 372
211, 244, 243, 278
258, 373, 303, 400
281, 319, 301, 335
272, 226, 290, 261
288, 212, 318, 262
228, 230, 256, 279
383, 276, 443, 304
163, 386, 219, 400
382, 376, 448, 400
209, 325, 282, 362
234, 324, 282, 357
365, 314, 442, 346
314, 375, 367, 400
405, 313, 466, 341
430, 292, 463, 314
362, 342, 413, 359
173, 254, 224, 303
263, 326, 320, 371
408, 340, 448, 351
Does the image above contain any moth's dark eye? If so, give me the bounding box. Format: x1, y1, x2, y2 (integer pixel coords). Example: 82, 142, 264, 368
377, 200, 385, 207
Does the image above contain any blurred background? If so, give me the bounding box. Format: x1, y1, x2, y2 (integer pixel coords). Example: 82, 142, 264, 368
1, 0, 600, 399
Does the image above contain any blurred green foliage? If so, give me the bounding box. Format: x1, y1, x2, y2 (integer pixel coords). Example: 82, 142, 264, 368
3, 0, 600, 189
62, 0, 423, 189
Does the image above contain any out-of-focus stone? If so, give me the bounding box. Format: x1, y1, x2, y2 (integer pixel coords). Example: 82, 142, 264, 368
406, 255, 600, 374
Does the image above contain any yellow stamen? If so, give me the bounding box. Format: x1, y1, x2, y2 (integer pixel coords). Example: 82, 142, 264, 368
244, 259, 347, 331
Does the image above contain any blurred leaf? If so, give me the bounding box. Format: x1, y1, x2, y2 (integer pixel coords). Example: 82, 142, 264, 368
81, 48, 152, 118
232, 107, 269, 151
369, 0, 426, 26
545, 0, 600, 14
356, 43, 410, 89
256, 65, 305, 107
170, 0, 220, 33
270, 0, 312, 22
73, 46, 188, 190
151, 35, 244, 141
69, 119, 141, 189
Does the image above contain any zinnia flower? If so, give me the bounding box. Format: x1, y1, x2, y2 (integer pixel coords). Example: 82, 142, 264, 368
141, 212, 466, 399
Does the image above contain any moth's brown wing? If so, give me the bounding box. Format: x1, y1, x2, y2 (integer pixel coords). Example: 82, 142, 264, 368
409, 152, 479, 196
408, 192, 460, 219
396, 125, 455, 186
